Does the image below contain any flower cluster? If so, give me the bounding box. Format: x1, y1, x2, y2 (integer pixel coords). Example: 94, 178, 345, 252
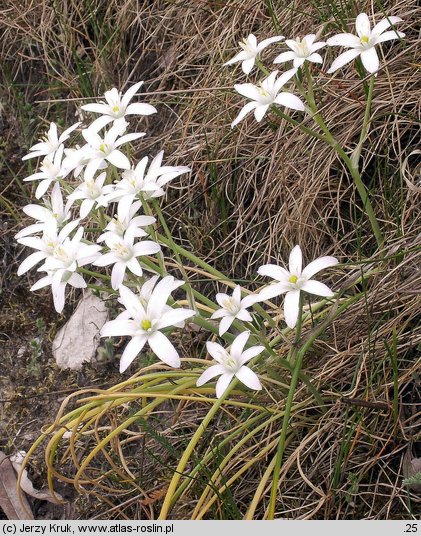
17, 76, 339, 400
224, 13, 404, 127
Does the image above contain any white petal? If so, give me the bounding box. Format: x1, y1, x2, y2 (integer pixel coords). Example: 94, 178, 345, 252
81, 103, 110, 114
68, 272, 87, 288
273, 68, 297, 92
52, 281, 66, 313
107, 150, 131, 169
88, 115, 114, 133
219, 315, 234, 336
196, 364, 225, 386
240, 345, 265, 365
121, 81, 144, 108
356, 13, 371, 38
258, 263, 289, 282
326, 33, 361, 48
17, 251, 46, 275
215, 373, 234, 398
235, 366, 262, 391
254, 104, 270, 122
258, 282, 289, 301
273, 51, 296, 64
241, 293, 260, 308
206, 341, 228, 364
306, 53, 323, 64
157, 308, 195, 330
126, 257, 143, 276
293, 57, 306, 68
101, 318, 137, 337
119, 284, 145, 319
301, 279, 334, 297
148, 331, 180, 367
114, 132, 145, 148
302, 256, 338, 279
231, 101, 258, 128
120, 335, 147, 372
125, 103, 157, 116
223, 50, 248, 66
147, 276, 176, 319
374, 30, 405, 44
111, 261, 127, 290
371, 16, 403, 37
289, 245, 302, 275
360, 47, 380, 73
230, 330, 250, 360
284, 289, 300, 329
273, 92, 305, 111
30, 275, 51, 291
234, 83, 261, 101
236, 309, 252, 322
241, 57, 255, 74
258, 35, 284, 51
327, 48, 361, 73
211, 308, 228, 320
132, 240, 161, 257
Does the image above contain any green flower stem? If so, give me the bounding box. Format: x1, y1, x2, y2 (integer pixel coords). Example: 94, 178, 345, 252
151, 198, 197, 313
158, 380, 238, 519
302, 64, 383, 248
139, 196, 167, 276
267, 293, 304, 519
351, 75, 375, 168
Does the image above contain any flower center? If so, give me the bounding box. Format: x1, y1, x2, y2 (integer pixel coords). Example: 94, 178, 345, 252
224, 355, 238, 372
112, 242, 132, 260
112, 105, 120, 113
296, 38, 310, 57
289, 275, 298, 284
141, 319, 152, 331
222, 297, 240, 315
99, 143, 109, 154
360, 35, 369, 44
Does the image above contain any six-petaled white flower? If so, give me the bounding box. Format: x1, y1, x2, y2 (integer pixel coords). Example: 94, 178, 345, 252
108, 152, 190, 220
224, 34, 284, 74
22, 122, 80, 161
81, 121, 145, 181
274, 34, 326, 68
24, 145, 71, 199
100, 278, 195, 371
232, 69, 304, 127
93, 230, 161, 289
81, 81, 157, 132
67, 172, 114, 219
211, 285, 259, 336
196, 331, 263, 398
327, 13, 404, 74
15, 183, 72, 239
97, 200, 156, 243
257, 245, 338, 328
32, 227, 101, 313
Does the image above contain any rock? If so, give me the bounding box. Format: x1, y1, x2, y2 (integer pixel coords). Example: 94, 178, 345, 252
52, 291, 108, 370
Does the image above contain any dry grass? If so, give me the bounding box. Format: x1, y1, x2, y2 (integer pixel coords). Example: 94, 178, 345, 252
0, 0, 420, 520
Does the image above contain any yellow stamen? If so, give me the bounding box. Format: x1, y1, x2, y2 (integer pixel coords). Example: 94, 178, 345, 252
141, 319, 152, 330
289, 275, 298, 284
361, 35, 369, 44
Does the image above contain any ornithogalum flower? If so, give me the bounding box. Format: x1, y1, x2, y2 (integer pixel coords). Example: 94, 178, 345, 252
97, 200, 156, 243
327, 13, 404, 74
23, 145, 71, 199
81, 81, 157, 132
16, 219, 79, 276
67, 172, 114, 219
273, 34, 326, 68
15, 183, 72, 239
100, 278, 195, 371
224, 34, 284, 74
32, 227, 101, 313
232, 69, 304, 127
93, 230, 161, 289
196, 331, 263, 398
22, 122, 80, 161
257, 245, 338, 328
81, 121, 145, 181
211, 285, 258, 336
108, 152, 190, 220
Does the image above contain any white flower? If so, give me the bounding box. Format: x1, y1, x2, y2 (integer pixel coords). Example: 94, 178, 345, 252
108, 152, 190, 220
100, 278, 195, 371
273, 34, 326, 68
327, 13, 404, 74
16, 219, 79, 276
22, 122, 80, 161
15, 183, 72, 239
62, 144, 108, 178
67, 172, 114, 219
232, 69, 304, 128
93, 230, 161, 290
224, 34, 284, 74
81, 121, 145, 181
211, 285, 258, 336
97, 200, 156, 243
257, 245, 338, 328
32, 227, 101, 313
23, 145, 71, 199
196, 331, 263, 398
81, 81, 157, 132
